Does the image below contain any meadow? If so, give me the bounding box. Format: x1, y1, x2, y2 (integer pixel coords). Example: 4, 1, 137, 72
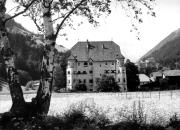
0, 90, 180, 126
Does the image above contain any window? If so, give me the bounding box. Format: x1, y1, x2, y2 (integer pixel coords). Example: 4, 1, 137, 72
67, 71, 70, 74
96, 78, 100, 83
89, 79, 93, 83
105, 62, 107, 65
84, 79, 86, 83
111, 70, 116, 73
118, 70, 120, 73
77, 71, 81, 74
89, 62, 93, 65
89, 70, 93, 74
83, 71, 87, 74
100, 74, 102, 76
123, 78, 126, 83
118, 78, 120, 82
84, 62, 88, 67
68, 80, 70, 84
105, 70, 109, 74
100, 64, 101, 67
78, 62, 80, 66
79, 79, 82, 83
112, 62, 114, 65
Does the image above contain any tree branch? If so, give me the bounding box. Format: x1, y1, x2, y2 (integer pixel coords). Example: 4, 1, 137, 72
51, 12, 68, 23
54, 0, 86, 38
4, 0, 37, 23
30, 14, 43, 32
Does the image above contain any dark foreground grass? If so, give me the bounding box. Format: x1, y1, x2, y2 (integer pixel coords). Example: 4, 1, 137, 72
0, 102, 180, 130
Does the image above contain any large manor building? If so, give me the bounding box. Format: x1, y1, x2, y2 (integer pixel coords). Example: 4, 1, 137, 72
66, 41, 127, 91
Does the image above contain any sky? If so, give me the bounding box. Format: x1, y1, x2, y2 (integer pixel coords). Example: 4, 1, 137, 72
6, 0, 180, 62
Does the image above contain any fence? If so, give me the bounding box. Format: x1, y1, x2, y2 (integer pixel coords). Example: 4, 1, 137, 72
91, 90, 180, 100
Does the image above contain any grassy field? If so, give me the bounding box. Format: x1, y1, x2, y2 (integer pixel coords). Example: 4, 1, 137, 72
0, 90, 180, 125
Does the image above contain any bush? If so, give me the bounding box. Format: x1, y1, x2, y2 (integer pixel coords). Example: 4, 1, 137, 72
114, 101, 165, 130
159, 78, 169, 90
97, 75, 119, 92
3, 101, 180, 130
167, 113, 180, 129
62, 101, 111, 129
74, 83, 87, 91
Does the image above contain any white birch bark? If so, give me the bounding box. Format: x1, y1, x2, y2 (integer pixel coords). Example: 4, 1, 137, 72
0, 0, 25, 109
35, 0, 56, 115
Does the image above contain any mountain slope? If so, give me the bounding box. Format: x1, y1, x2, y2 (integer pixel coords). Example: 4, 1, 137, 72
5, 15, 68, 53
141, 28, 180, 60
140, 28, 180, 68
0, 17, 68, 81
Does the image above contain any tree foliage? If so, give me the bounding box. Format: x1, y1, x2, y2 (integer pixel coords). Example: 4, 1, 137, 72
53, 50, 71, 91
97, 75, 119, 92
125, 59, 140, 91
17, 0, 156, 39
8, 33, 43, 80
74, 83, 87, 91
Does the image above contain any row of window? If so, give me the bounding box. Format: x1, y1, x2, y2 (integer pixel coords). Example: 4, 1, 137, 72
67, 79, 93, 84
118, 78, 126, 83
78, 79, 93, 84
67, 70, 93, 75
67, 69, 125, 75
105, 70, 125, 74
69, 62, 117, 67
67, 78, 126, 85
79, 62, 115, 66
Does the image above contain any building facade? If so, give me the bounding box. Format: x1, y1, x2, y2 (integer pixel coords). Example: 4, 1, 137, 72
66, 41, 127, 91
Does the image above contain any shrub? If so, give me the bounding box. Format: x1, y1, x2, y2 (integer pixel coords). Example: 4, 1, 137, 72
74, 83, 87, 91
97, 75, 119, 92
167, 113, 180, 129
115, 101, 165, 130
124, 101, 147, 125
62, 101, 111, 129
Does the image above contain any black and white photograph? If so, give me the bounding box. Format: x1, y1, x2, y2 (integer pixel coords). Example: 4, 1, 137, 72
0, 0, 180, 129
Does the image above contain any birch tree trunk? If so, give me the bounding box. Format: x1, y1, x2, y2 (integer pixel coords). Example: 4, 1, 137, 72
0, 0, 55, 121
35, 0, 56, 116
0, 0, 26, 114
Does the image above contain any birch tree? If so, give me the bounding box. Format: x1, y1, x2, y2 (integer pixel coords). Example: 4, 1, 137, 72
0, 0, 37, 120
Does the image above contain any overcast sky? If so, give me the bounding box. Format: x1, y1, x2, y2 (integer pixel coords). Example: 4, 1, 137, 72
6, 0, 180, 62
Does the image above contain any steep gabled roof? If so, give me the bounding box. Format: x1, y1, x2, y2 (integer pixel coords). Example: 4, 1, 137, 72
68, 55, 76, 60
139, 74, 150, 82
70, 41, 124, 61
151, 71, 163, 77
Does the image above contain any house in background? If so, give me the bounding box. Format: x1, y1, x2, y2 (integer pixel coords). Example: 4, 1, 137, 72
163, 70, 180, 89
66, 41, 127, 91
150, 71, 163, 82
138, 74, 150, 86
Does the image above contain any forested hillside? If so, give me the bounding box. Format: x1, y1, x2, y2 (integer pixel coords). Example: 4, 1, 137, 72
0, 18, 43, 82
0, 17, 69, 87
140, 28, 180, 69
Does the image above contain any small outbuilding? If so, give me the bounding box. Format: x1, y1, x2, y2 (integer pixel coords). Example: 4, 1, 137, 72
138, 74, 150, 85
162, 70, 180, 89
150, 71, 163, 82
